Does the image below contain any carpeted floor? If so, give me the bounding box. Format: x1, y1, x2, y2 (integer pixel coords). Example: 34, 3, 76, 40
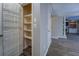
47, 34, 79, 56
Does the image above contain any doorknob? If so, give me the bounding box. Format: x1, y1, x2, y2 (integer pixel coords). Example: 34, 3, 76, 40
0, 35, 3, 37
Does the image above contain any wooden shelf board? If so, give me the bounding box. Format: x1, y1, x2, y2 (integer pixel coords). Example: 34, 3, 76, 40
24, 22, 32, 24
24, 14, 32, 17
24, 29, 32, 32
24, 35, 32, 40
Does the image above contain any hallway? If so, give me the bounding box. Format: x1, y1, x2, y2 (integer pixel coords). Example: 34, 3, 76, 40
47, 34, 79, 56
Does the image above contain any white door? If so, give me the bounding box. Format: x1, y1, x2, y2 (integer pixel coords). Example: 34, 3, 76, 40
0, 3, 3, 56
2, 3, 22, 56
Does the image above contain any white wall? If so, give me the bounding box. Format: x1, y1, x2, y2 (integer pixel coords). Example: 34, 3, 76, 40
40, 4, 52, 56
32, 3, 52, 56
51, 16, 58, 39
51, 16, 66, 39
40, 4, 48, 55
32, 3, 41, 56
47, 4, 52, 54
40, 3, 50, 56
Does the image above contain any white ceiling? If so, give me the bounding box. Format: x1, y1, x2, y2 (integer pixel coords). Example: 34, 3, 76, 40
52, 3, 79, 16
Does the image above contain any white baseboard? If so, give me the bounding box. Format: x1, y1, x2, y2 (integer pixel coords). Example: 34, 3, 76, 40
51, 36, 59, 39
59, 35, 67, 39
44, 39, 52, 56
51, 35, 67, 39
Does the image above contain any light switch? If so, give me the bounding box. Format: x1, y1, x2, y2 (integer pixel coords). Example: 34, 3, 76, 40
34, 18, 37, 28
34, 18, 36, 23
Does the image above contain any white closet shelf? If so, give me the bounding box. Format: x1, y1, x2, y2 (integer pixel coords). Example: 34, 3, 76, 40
24, 35, 32, 40
24, 22, 32, 24
24, 14, 32, 17
24, 29, 32, 32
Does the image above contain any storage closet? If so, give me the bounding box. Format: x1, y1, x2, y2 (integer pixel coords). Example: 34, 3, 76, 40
23, 3, 32, 56
0, 3, 33, 56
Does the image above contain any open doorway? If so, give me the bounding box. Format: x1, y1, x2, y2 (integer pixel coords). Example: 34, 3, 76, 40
21, 3, 32, 56
65, 16, 79, 41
